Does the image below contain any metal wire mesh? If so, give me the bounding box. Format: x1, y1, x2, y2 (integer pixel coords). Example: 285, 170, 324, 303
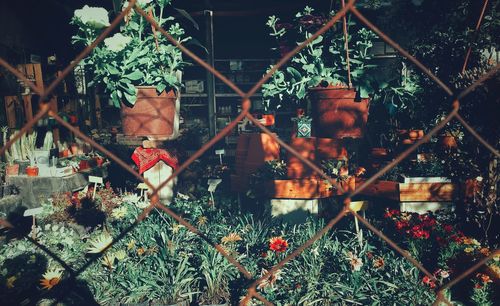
0, 0, 499, 304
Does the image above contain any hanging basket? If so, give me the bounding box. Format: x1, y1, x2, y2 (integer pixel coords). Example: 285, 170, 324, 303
120, 87, 179, 140
310, 86, 370, 139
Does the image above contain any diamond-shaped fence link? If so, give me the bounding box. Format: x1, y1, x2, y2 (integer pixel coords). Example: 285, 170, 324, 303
0, 0, 498, 305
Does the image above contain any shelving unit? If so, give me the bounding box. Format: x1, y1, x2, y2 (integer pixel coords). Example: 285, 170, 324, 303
181, 58, 273, 152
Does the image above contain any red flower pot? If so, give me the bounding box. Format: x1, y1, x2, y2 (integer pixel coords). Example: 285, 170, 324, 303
26, 166, 39, 177
310, 86, 370, 139
120, 87, 178, 139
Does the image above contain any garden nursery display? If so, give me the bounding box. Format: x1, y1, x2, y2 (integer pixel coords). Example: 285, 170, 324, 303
0, 0, 499, 305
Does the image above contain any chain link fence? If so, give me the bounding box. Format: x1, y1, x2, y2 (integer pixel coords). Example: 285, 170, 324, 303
0, 0, 499, 305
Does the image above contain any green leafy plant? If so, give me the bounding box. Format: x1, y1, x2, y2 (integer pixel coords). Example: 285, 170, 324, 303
71, 1, 191, 107
197, 246, 238, 305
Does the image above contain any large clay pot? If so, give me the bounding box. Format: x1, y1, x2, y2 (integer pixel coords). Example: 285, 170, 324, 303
244, 133, 280, 175
121, 87, 179, 139
287, 137, 317, 178
310, 86, 370, 139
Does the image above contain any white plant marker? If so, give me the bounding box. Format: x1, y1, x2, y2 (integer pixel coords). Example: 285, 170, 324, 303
207, 179, 222, 207
215, 149, 225, 165
23, 207, 43, 240
89, 175, 103, 200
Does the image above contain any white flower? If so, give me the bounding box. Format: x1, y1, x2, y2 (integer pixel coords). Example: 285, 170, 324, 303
476, 176, 483, 182
440, 270, 450, 279
104, 33, 132, 52
347, 252, 363, 272
123, 193, 141, 204
74, 5, 110, 29
112, 206, 128, 219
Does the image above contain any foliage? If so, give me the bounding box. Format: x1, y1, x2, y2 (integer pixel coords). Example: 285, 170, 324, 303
71, 1, 191, 107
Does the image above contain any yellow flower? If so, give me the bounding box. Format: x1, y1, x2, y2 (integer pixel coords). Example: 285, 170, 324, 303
40, 268, 63, 290
127, 239, 136, 250
464, 247, 474, 253
172, 224, 185, 234
114, 250, 127, 261
101, 253, 115, 270
463, 237, 480, 246
221, 233, 243, 244
87, 232, 113, 253
111, 206, 128, 219
137, 247, 145, 256
197, 216, 208, 226
6, 276, 16, 289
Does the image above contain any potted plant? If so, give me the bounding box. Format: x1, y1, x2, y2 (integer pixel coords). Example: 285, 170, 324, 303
72, 1, 191, 139
262, 7, 377, 138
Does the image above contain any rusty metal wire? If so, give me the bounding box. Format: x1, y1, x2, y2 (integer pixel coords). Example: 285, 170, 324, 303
0, 0, 499, 305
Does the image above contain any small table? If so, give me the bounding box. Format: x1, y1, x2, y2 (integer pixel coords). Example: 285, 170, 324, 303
6, 165, 108, 209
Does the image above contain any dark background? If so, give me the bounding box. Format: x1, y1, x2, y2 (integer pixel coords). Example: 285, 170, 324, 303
0, 0, 344, 63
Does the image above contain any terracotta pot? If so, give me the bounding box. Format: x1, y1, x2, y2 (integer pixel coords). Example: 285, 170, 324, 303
409, 129, 424, 140
70, 143, 79, 156
370, 147, 389, 159
287, 137, 316, 178
59, 149, 70, 157
121, 87, 178, 139
439, 135, 457, 150
5, 164, 19, 176
316, 138, 347, 161
310, 86, 370, 139
26, 166, 39, 176
244, 133, 280, 175
402, 138, 413, 145
262, 114, 275, 126
95, 157, 105, 167
79, 160, 90, 171
408, 130, 418, 140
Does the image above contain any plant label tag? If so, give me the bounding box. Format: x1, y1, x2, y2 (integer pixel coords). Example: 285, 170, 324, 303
137, 183, 149, 190
177, 192, 189, 200
215, 149, 225, 155
23, 207, 43, 217
89, 176, 103, 184
207, 179, 222, 192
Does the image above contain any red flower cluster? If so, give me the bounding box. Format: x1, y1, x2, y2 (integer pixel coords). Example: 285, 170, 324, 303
384, 209, 400, 218
410, 225, 430, 239
422, 276, 436, 289
269, 237, 288, 253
